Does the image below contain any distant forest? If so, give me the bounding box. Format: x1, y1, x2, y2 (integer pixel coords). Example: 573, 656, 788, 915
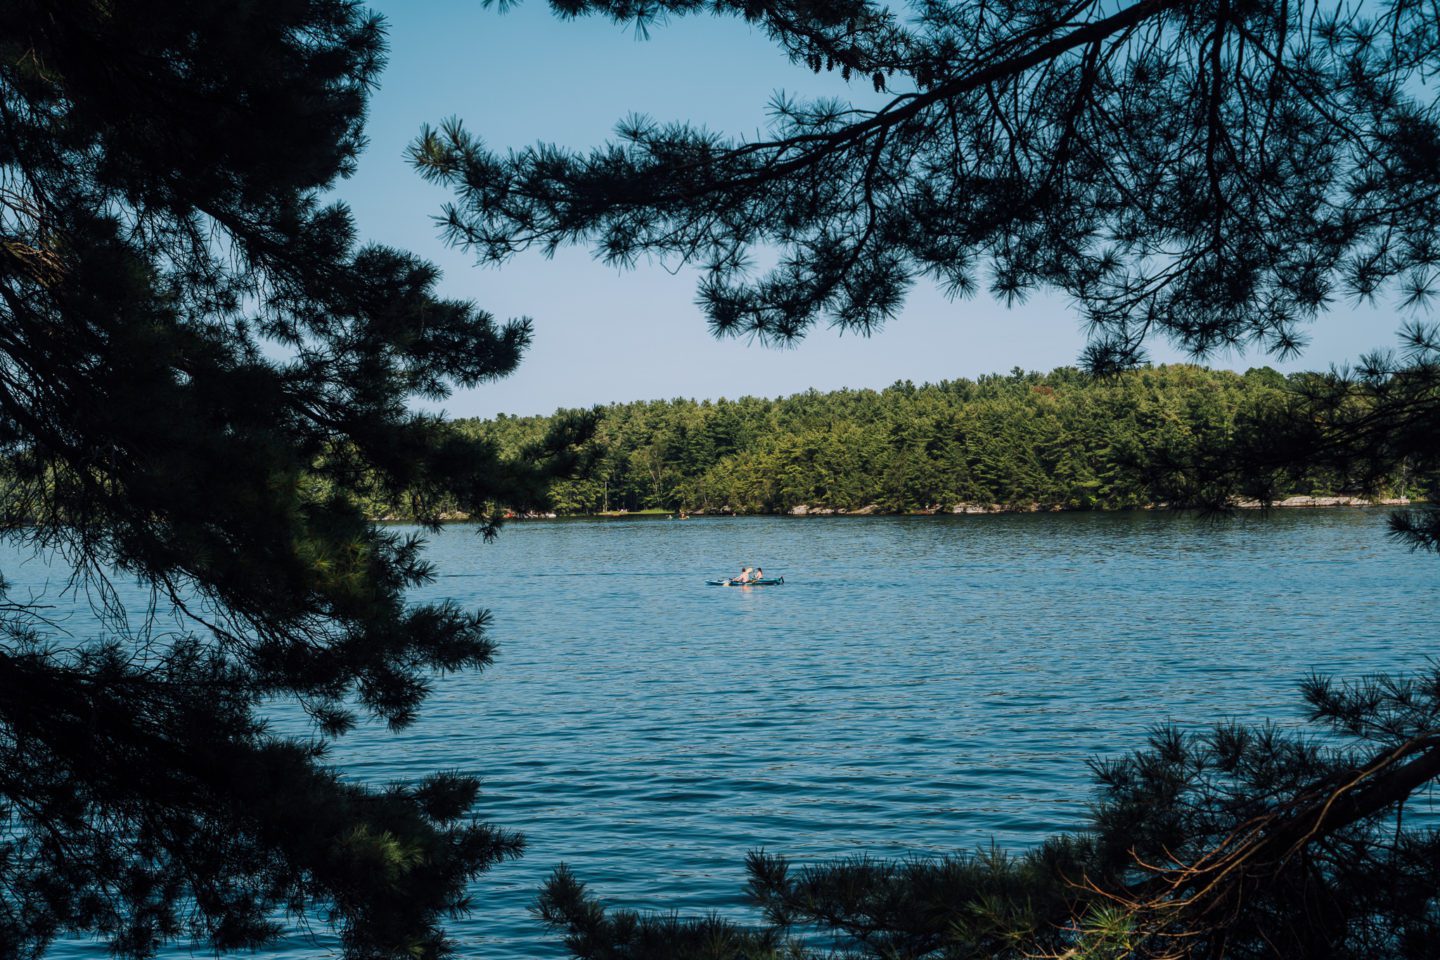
435, 365, 1426, 517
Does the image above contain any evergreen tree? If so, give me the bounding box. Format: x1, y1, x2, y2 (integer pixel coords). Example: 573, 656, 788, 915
415, 0, 1440, 366
0, 3, 584, 957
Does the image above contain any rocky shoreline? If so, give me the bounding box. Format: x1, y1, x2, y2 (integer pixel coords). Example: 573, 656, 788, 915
379, 496, 1417, 522
785, 495, 1415, 516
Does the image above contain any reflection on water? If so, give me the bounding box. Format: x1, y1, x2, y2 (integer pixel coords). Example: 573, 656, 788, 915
22, 510, 1437, 958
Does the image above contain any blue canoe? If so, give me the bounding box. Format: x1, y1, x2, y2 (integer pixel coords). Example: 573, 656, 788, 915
706, 576, 785, 586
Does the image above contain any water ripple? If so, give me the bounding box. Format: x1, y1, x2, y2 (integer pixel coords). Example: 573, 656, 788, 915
27, 510, 1438, 959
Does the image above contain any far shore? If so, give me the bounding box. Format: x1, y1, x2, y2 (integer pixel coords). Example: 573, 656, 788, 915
388, 496, 1420, 523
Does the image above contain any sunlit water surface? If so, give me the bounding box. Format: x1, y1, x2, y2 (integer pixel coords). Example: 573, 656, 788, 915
24, 511, 1439, 958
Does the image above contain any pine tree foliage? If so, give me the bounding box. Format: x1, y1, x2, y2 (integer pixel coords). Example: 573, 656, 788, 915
416, 0, 1440, 367
0, 2, 585, 957
1073, 670, 1440, 958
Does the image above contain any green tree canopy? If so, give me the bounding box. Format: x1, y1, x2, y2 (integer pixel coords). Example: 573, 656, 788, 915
466, 365, 1427, 517
0, 2, 584, 957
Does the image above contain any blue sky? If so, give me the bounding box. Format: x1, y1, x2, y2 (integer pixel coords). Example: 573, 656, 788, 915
341, 1, 1405, 419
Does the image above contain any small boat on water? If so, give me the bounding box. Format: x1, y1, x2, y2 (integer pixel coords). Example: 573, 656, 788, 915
706, 576, 785, 586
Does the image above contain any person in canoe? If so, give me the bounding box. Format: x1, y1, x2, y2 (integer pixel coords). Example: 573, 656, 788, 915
706, 567, 781, 586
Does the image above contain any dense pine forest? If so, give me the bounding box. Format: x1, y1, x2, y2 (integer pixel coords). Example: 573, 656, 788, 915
438, 365, 1425, 518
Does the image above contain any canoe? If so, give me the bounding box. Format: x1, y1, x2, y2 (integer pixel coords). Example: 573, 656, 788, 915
706, 576, 785, 586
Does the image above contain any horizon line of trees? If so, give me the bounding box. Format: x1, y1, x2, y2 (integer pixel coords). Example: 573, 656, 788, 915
442, 364, 1427, 518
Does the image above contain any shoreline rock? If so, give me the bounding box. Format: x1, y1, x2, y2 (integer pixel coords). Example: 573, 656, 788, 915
1232, 496, 1411, 509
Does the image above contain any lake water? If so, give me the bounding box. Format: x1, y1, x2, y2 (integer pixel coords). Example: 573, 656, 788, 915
24, 510, 1440, 958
